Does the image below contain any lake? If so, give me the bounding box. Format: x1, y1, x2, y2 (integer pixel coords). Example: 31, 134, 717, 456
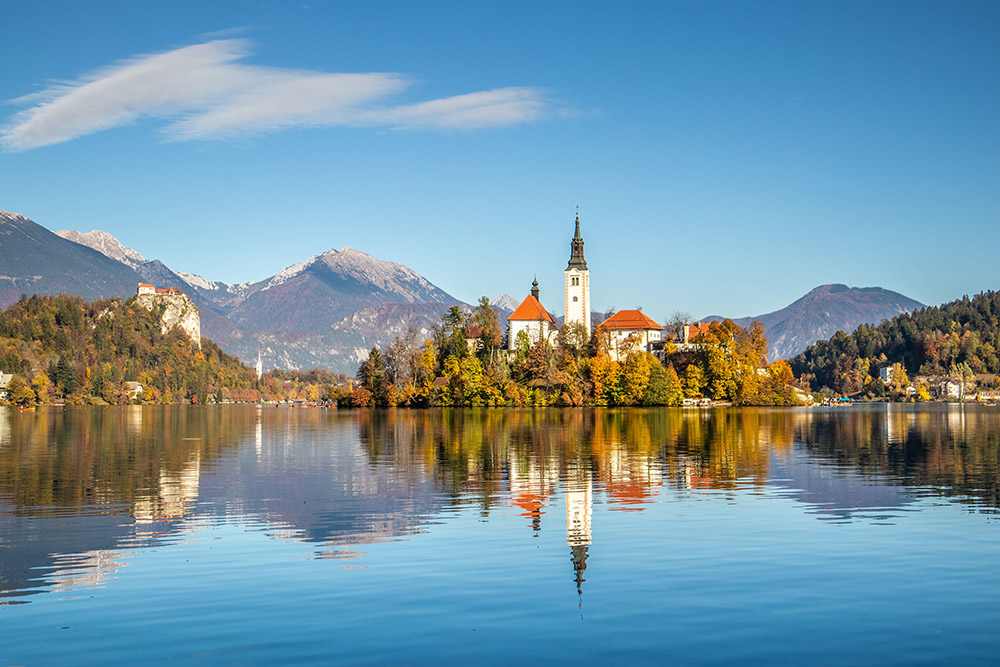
1, 404, 999, 664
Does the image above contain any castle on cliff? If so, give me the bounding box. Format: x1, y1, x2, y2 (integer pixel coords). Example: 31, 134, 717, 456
135, 283, 201, 348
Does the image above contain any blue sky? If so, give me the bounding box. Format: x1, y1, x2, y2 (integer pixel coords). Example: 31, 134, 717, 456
2, 0, 998, 321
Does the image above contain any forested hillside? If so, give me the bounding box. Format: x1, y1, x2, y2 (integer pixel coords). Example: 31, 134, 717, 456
790, 291, 1000, 395
0, 293, 257, 405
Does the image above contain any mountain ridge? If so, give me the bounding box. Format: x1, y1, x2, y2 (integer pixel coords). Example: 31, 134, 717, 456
2, 210, 461, 373
3, 209, 928, 372
705, 283, 924, 360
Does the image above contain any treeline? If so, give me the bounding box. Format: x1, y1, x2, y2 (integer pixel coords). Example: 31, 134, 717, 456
0, 293, 259, 405
790, 291, 1000, 396
347, 298, 802, 408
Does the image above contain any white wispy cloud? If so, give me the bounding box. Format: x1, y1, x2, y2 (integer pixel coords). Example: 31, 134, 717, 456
1, 39, 549, 151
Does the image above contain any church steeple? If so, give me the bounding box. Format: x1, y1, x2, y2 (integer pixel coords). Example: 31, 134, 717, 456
564, 208, 591, 337
531, 276, 539, 299
567, 210, 588, 270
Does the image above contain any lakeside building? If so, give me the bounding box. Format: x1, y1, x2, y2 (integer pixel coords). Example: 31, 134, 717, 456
505, 212, 681, 362
597, 310, 664, 361
0, 371, 12, 400
507, 278, 556, 350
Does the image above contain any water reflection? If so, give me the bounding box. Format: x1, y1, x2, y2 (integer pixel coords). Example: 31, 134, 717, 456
1, 404, 999, 604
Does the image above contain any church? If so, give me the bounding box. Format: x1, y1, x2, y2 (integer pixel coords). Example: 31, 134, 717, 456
506, 212, 662, 358
507, 212, 592, 350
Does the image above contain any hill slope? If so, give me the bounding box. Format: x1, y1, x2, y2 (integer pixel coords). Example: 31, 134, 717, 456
6, 210, 460, 373
0, 211, 144, 307
710, 284, 924, 360
789, 290, 1000, 394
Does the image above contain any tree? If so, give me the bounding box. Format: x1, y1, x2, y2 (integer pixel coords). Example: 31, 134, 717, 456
438, 305, 469, 361
589, 354, 621, 406
889, 362, 909, 393
645, 362, 683, 406
663, 311, 692, 341
7, 376, 35, 407
558, 322, 589, 359
620, 353, 652, 405
357, 347, 388, 406
683, 363, 705, 398
472, 297, 503, 365
31, 372, 52, 404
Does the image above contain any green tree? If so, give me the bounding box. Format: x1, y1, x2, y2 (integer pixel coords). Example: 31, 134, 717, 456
644, 360, 682, 406
357, 347, 388, 406
472, 297, 503, 365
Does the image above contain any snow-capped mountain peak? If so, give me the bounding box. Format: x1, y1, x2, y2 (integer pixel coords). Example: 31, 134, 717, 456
55, 229, 147, 269
262, 255, 320, 291
491, 294, 520, 313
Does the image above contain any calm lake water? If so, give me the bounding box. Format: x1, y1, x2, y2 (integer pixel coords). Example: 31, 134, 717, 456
1, 404, 999, 665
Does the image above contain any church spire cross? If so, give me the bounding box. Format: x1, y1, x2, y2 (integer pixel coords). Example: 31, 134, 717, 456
567, 210, 588, 270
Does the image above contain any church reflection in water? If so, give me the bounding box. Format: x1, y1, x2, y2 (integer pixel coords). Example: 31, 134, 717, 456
2, 404, 1000, 603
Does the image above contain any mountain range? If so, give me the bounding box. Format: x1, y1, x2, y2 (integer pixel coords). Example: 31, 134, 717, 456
707, 284, 925, 360
3, 208, 926, 371
2, 210, 462, 373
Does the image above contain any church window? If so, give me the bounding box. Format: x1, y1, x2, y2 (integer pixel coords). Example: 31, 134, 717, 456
571, 276, 580, 286
573, 296, 578, 302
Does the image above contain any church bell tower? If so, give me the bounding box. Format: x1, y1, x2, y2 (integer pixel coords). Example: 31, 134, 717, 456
564, 211, 591, 337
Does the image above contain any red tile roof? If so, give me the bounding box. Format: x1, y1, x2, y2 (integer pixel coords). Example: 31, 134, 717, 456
597, 309, 662, 331
686, 322, 714, 339
508, 295, 554, 323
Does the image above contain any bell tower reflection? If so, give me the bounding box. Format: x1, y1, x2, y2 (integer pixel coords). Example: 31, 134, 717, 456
565, 462, 592, 597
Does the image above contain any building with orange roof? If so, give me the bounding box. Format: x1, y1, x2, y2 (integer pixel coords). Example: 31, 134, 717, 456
137, 283, 155, 295
669, 321, 716, 352
684, 322, 714, 343
597, 309, 663, 360
507, 278, 556, 350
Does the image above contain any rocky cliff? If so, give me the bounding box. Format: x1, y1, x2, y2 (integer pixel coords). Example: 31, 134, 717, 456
135, 291, 201, 347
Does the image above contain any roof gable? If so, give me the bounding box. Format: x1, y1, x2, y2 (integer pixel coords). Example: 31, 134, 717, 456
597, 309, 662, 331
508, 295, 554, 323
687, 322, 714, 338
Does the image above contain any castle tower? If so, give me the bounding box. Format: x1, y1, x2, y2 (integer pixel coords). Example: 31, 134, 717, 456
564, 211, 591, 337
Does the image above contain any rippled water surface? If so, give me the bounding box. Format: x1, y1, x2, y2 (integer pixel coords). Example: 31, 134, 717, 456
1, 404, 999, 664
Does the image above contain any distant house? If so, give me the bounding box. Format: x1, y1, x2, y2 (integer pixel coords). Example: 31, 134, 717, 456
464, 324, 483, 355
508, 279, 556, 350
879, 366, 894, 384
124, 381, 143, 396
597, 310, 663, 361
670, 322, 715, 352
684, 322, 714, 342
137, 282, 186, 297
938, 379, 962, 399
0, 371, 12, 400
